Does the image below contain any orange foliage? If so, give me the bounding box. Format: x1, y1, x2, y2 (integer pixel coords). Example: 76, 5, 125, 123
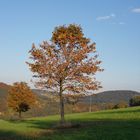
8, 82, 36, 118
27, 24, 103, 122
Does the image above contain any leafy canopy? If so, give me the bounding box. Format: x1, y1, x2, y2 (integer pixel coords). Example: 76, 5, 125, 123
27, 24, 103, 94
8, 82, 36, 114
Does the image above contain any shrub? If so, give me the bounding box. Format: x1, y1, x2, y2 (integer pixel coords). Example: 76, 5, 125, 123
113, 101, 128, 109
105, 103, 115, 110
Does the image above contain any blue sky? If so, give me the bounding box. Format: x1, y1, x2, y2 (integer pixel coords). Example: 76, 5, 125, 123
0, 0, 140, 92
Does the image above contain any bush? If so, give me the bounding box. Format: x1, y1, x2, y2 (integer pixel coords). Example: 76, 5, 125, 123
105, 103, 115, 110
113, 101, 128, 109
129, 96, 140, 107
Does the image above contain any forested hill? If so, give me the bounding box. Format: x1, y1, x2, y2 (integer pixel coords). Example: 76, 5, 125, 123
0, 82, 10, 98
0, 82, 11, 112
0, 82, 140, 104
0, 82, 10, 89
82, 90, 140, 104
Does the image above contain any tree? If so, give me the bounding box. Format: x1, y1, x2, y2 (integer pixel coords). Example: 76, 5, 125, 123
8, 82, 36, 118
129, 96, 140, 107
27, 24, 103, 123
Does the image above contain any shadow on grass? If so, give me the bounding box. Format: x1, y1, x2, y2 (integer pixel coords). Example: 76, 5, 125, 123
1, 119, 140, 140
0, 130, 35, 140
2, 107, 140, 140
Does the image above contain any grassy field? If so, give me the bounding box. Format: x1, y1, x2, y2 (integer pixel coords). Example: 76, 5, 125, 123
0, 106, 140, 140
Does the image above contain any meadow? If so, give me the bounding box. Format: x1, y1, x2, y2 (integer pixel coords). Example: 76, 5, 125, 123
0, 106, 140, 140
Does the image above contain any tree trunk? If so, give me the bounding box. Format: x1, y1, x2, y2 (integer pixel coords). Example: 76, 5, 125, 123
59, 80, 65, 124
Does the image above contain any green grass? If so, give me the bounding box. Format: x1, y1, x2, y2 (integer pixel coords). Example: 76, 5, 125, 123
0, 106, 140, 140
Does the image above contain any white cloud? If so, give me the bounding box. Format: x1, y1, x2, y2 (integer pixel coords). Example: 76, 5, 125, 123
96, 13, 116, 21
132, 8, 140, 13
110, 13, 116, 17
119, 22, 125, 25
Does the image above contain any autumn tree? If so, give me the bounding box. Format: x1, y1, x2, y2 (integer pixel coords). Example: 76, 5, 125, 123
27, 24, 103, 123
8, 82, 36, 118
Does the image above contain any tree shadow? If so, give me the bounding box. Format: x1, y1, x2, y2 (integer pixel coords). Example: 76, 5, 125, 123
1, 107, 140, 140
0, 130, 34, 140
28, 119, 140, 140
1, 119, 140, 140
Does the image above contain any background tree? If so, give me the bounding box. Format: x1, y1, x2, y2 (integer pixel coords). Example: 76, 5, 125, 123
8, 82, 36, 118
27, 24, 103, 123
129, 96, 140, 107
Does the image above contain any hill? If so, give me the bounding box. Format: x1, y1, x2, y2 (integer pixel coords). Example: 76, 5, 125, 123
33, 89, 140, 104
82, 90, 140, 104
0, 106, 140, 140
0, 83, 10, 112
1, 82, 139, 105
0, 82, 140, 116
0, 82, 10, 89
0, 82, 10, 97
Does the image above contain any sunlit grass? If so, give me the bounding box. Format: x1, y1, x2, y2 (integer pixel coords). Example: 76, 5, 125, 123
0, 106, 140, 140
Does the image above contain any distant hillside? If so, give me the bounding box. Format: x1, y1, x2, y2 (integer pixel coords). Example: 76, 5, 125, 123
0, 82, 10, 89
81, 90, 140, 104
1, 83, 140, 105
1, 82, 140, 115
0, 82, 10, 98
33, 89, 140, 104
0, 82, 10, 112
32, 89, 59, 101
